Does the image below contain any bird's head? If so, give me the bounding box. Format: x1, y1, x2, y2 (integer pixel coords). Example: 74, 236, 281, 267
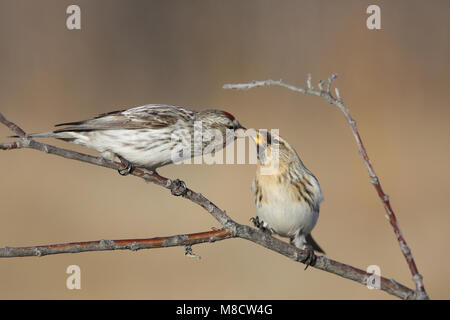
196, 109, 246, 139
251, 130, 303, 173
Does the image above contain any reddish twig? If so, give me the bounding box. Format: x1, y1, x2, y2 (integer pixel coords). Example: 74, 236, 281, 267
0, 141, 21, 150
0, 111, 421, 299
223, 74, 429, 299
0, 113, 26, 138
0, 229, 233, 258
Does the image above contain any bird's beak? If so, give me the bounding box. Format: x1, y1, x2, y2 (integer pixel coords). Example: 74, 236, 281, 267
236, 120, 246, 131
254, 131, 263, 145
234, 122, 246, 138
250, 131, 266, 163
248, 131, 264, 147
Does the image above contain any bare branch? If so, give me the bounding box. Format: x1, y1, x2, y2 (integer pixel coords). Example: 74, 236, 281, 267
327, 73, 338, 94
318, 80, 324, 91
0, 229, 233, 257
335, 87, 342, 103
0, 111, 422, 299
223, 75, 429, 299
0, 140, 22, 150
0, 113, 26, 138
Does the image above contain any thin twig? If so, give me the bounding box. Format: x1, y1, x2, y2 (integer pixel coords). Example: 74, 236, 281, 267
223, 74, 429, 299
0, 229, 233, 257
0, 111, 421, 299
0, 113, 26, 138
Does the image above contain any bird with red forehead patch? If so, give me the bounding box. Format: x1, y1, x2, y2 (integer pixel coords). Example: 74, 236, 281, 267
221, 110, 235, 121
25, 104, 245, 178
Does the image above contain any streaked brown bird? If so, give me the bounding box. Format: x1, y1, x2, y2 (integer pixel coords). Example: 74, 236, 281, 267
24, 104, 245, 176
251, 130, 324, 266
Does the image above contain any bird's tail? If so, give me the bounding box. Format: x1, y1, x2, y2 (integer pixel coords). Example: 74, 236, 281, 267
306, 234, 325, 254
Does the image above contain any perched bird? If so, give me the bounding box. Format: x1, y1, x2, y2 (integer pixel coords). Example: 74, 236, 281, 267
25, 104, 245, 175
251, 130, 324, 266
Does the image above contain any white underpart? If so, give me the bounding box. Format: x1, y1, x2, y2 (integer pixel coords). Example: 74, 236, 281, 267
252, 175, 322, 250
56, 128, 178, 170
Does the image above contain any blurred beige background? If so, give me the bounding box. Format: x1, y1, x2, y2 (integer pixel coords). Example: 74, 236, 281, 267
0, 0, 449, 299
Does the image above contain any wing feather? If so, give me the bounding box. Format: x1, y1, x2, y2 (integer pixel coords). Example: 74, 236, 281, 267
54, 104, 194, 132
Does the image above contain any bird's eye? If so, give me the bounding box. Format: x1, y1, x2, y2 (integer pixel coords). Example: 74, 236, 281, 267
227, 125, 234, 130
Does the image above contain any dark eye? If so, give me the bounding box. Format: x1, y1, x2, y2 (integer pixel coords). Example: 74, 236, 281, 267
227, 125, 234, 130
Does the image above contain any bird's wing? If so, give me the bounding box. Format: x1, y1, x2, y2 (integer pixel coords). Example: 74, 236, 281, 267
54, 104, 194, 132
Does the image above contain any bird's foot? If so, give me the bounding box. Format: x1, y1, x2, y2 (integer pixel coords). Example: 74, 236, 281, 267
250, 216, 272, 235
170, 179, 187, 196
250, 216, 263, 228
117, 155, 135, 176
300, 245, 317, 270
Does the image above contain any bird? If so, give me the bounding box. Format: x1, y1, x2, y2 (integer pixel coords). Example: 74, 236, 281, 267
23, 104, 245, 177
250, 130, 324, 266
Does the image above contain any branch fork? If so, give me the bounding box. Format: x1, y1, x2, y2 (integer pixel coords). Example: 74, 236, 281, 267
223, 74, 428, 299
0, 74, 428, 299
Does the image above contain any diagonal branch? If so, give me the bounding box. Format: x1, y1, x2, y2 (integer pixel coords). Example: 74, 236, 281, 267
223, 74, 429, 299
0, 113, 26, 138
0, 111, 421, 299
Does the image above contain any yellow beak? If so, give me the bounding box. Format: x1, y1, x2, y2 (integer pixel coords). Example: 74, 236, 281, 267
254, 132, 263, 145
248, 131, 264, 145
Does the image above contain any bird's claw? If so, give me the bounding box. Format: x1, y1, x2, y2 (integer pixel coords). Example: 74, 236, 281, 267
250, 216, 262, 228
301, 245, 317, 270
117, 155, 135, 176
118, 165, 134, 176
171, 179, 187, 196
251, 216, 272, 235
